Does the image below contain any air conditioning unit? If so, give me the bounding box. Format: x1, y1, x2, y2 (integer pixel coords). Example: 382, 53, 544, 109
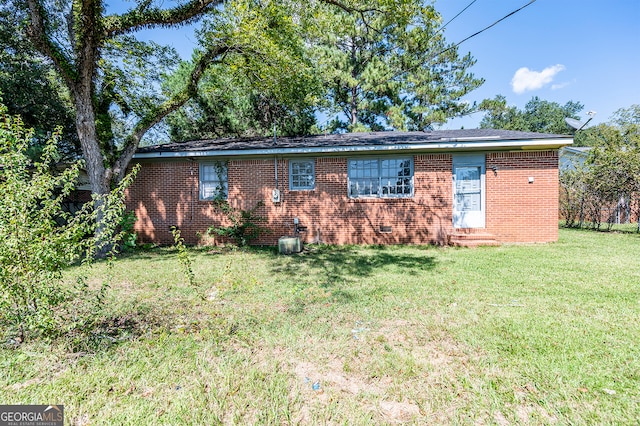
278, 236, 302, 254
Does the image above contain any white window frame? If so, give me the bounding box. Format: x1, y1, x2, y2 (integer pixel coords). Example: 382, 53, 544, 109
199, 161, 228, 201
289, 159, 315, 191
348, 157, 414, 199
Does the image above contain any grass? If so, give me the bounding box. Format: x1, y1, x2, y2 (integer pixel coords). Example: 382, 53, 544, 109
1, 228, 639, 424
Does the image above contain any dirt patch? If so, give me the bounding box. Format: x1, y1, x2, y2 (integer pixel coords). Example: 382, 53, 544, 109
378, 400, 422, 423
293, 357, 381, 397
244, 319, 522, 423
493, 410, 510, 426
272, 319, 490, 423
375, 319, 476, 369
69, 413, 90, 426
515, 404, 558, 424
9, 377, 41, 391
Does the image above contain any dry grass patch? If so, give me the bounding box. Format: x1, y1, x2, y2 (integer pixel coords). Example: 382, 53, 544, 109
243, 318, 500, 424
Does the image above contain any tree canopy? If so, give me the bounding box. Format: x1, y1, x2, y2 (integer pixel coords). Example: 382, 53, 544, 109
573, 105, 640, 147
479, 95, 583, 135
164, 0, 485, 138
312, 0, 483, 132
0, 5, 78, 159
18, 0, 228, 199
164, 0, 323, 140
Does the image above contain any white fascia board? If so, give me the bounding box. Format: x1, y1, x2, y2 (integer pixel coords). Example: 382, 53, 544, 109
133, 138, 573, 159
561, 146, 590, 155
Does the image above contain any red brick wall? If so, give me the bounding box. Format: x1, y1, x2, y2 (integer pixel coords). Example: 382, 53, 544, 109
486, 151, 559, 242
268, 154, 454, 245
125, 150, 559, 245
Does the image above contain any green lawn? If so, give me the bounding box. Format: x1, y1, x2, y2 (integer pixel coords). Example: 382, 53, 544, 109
1, 228, 639, 424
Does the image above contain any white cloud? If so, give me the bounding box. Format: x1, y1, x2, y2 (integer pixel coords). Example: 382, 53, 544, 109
511, 64, 566, 94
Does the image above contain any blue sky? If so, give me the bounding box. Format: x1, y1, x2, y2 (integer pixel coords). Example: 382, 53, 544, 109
436, 0, 640, 128
125, 0, 639, 130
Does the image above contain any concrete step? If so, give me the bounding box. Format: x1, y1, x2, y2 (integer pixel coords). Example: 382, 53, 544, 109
448, 232, 500, 247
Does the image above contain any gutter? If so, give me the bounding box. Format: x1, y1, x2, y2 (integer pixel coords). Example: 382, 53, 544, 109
133, 138, 573, 159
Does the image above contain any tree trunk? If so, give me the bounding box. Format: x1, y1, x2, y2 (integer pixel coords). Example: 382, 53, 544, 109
350, 86, 358, 126
75, 98, 110, 195
73, 87, 114, 257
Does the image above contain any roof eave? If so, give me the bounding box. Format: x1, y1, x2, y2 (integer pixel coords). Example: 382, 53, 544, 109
133, 137, 573, 159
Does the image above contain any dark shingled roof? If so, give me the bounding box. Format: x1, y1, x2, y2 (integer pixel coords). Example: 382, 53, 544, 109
136, 129, 570, 154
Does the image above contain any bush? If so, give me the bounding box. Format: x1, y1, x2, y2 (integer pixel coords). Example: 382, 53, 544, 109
119, 210, 138, 251
207, 201, 267, 246
0, 104, 136, 342
560, 146, 640, 230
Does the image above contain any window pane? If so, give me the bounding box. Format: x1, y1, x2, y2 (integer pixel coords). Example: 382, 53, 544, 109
350, 178, 378, 197
456, 193, 481, 211
200, 161, 228, 200
455, 167, 480, 192
201, 165, 214, 181
379, 157, 412, 198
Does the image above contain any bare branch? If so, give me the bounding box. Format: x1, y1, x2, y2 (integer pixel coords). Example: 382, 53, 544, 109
321, 0, 382, 37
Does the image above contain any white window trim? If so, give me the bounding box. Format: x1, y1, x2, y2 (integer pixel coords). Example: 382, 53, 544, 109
289, 158, 315, 191
348, 156, 414, 199
199, 161, 228, 201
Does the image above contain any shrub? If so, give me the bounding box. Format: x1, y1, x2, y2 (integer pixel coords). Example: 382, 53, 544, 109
171, 226, 198, 294
119, 210, 138, 251
0, 104, 136, 342
207, 201, 267, 246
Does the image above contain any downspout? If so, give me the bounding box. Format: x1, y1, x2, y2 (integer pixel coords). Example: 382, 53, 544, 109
274, 157, 278, 189
273, 122, 278, 189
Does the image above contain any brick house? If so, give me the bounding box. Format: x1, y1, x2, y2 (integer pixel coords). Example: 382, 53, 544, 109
126, 129, 572, 247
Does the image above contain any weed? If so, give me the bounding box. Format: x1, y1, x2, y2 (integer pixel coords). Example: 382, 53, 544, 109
171, 227, 201, 299
207, 201, 267, 246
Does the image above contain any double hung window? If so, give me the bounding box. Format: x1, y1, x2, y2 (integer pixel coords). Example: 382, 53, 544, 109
348, 157, 413, 198
199, 161, 228, 200
289, 159, 315, 190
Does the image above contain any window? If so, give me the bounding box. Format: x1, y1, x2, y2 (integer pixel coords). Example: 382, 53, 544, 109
348, 157, 413, 198
289, 159, 315, 190
454, 166, 481, 212
199, 161, 228, 200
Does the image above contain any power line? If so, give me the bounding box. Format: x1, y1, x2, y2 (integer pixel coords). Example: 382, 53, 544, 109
438, 0, 537, 57
436, 0, 479, 35
389, 0, 538, 99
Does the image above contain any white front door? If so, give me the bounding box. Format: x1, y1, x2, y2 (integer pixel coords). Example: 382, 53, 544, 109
453, 154, 486, 228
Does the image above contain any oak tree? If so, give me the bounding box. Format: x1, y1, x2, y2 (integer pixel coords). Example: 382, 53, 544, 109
22, 0, 227, 198
165, 0, 322, 140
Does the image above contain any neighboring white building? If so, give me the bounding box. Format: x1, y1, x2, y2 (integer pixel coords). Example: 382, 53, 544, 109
559, 146, 591, 170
